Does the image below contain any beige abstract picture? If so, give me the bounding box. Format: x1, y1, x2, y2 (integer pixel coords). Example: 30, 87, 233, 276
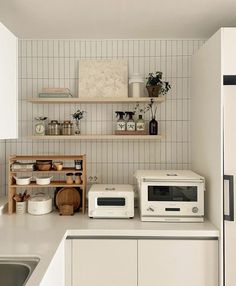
78, 59, 128, 98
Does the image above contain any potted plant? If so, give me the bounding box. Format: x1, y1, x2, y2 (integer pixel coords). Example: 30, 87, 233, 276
72, 109, 86, 135
146, 71, 171, 97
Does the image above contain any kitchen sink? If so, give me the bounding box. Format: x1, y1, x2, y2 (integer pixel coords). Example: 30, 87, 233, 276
0, 257, 39, 286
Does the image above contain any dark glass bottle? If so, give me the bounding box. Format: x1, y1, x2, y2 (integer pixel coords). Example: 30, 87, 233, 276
149, 118, 158, 135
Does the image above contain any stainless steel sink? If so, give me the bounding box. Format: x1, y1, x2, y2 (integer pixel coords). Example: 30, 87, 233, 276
0, 257, 39, 286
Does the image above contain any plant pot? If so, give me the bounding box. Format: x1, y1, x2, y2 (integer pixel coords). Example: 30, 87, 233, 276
146, 85, 162, 97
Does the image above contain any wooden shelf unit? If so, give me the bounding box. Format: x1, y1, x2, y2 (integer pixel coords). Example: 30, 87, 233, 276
28, 135, 164, 141
8, 154, 87, 214
27, 97, 165, 104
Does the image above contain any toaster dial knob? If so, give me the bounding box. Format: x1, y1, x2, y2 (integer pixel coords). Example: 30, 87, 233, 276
192, 207, 199, 213
147, 206, 154, 212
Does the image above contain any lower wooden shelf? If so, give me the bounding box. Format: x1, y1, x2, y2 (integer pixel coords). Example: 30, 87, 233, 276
10, 181, 83, 188
29, 134, 163, 140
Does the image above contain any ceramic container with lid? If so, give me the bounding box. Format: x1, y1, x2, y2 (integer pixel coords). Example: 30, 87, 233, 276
129, 73, 144, 98
28, 193, 52, 215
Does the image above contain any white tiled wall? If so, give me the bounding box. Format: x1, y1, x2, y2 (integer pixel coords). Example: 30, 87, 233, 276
3, 39, 204, 195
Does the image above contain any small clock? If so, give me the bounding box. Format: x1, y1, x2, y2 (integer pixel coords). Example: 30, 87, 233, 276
34, 117, 47, 136
35, 122, 45, 135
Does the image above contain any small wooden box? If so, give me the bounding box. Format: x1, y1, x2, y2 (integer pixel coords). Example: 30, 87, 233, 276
59, 204, 74, 216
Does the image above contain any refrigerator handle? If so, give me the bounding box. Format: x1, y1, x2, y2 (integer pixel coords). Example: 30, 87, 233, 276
224, 175, 234, 221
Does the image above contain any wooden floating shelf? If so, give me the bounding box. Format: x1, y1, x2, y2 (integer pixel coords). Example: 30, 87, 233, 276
29, 135, 164, 141
10, 181, 83, 188
27, 97, 165, 104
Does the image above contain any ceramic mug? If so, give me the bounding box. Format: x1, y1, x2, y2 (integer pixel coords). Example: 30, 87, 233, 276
16, 201, 27, 214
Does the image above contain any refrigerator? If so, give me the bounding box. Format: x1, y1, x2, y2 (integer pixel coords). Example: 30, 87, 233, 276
223, 83, 236, 286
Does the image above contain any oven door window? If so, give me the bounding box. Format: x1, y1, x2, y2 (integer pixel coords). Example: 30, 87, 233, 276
97, 197, 126, 206
148, 186, 198, 202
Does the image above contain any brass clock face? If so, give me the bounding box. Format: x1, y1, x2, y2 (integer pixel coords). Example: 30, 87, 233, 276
35, 123, 45, 135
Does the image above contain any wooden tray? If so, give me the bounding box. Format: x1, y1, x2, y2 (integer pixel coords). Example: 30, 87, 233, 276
55, 187, 81, 211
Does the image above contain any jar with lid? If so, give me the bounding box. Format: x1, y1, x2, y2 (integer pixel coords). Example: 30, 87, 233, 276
66, 173, 74, 184
75, 172, 82, 184
47, 120, 61, 135
61, 120, 74, 135
129, 73, 144, 98
74, 160, 83, 171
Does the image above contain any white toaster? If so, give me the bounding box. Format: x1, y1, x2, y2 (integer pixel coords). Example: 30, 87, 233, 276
88, 184, 134, 218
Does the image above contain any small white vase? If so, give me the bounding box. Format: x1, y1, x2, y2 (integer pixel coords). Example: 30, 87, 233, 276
74, 120, 81, 135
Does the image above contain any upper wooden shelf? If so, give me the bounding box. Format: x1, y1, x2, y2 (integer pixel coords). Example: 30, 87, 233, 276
9, 155, 85, 161
26, 97, 165, 104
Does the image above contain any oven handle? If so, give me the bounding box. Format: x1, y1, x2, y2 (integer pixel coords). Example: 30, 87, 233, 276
224, 175, 234, 221
142, 178, 204, 183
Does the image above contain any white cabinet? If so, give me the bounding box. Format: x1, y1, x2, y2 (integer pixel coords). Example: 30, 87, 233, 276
66, 238, 218, 286
138, 239, 218, 286
191, 27, 236, 286
41, 239, 65, 286
69, 239, 137, 286
0, 22, 18, 139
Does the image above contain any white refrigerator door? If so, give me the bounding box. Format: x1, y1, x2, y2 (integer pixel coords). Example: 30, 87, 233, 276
224, 85, 236, 286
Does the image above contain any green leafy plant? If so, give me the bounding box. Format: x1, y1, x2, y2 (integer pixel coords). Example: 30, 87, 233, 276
72, 109, 86, 121
146, 71, 171, 95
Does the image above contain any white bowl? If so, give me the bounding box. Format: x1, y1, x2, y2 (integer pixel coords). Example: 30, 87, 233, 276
14, 176, 32, 185
35, 176, 53, 185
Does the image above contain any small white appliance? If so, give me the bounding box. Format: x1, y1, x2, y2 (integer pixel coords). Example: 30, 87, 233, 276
28, 193, 52, 215
135, 170, 205, 222
88, 184, 134, 218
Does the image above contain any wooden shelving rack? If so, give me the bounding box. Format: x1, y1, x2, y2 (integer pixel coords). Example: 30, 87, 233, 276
8, 154, 87, 214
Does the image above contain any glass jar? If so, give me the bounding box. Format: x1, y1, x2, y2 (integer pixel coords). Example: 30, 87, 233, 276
47, 120, 61, 135
61, 120, 73, 135
74, 160, 83, 171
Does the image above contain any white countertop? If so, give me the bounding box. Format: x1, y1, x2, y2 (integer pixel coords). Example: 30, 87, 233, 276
0, 212, 219, 286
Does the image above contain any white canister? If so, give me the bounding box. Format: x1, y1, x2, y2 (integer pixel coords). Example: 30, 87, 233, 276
129, 74, 144, 98
16, 201, 27, 214
28, 194, 52, 215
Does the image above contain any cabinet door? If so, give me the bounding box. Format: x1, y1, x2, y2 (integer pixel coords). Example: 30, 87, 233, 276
0, 23, 18, 139
71, 239, 137, 286
138, 239, 218, 286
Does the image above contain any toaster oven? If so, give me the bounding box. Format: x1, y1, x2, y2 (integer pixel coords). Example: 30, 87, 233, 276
88, 184, 134, 218
135, 170, 205, 222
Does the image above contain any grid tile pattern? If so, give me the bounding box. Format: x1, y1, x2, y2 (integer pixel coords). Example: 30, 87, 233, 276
3, 39, 204, 195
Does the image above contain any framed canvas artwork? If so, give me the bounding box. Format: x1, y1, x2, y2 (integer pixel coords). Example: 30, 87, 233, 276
78, 59, 128, 98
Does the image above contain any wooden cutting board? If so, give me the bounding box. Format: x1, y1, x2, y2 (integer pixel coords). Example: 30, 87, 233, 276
55, 187, 81, 211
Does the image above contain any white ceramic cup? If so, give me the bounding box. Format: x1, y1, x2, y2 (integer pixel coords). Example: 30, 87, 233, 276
16, 201, 27, 214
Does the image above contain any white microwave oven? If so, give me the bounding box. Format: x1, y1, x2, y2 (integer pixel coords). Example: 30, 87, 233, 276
88, 184, 134, 218
135, 170, 205, 222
